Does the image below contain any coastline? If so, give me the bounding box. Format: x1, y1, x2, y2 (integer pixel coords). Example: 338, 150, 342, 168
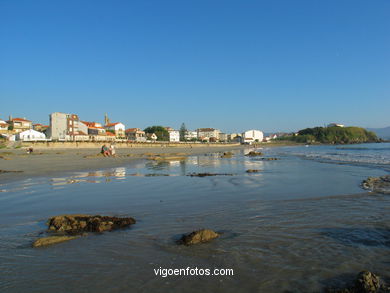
0, 144, 247, 184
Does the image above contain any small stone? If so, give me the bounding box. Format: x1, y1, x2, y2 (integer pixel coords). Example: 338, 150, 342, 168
246, 169, 261, 173
178, 229, 220, 245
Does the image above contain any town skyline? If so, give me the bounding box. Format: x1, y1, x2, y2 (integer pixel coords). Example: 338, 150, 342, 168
1, 1, 389, 132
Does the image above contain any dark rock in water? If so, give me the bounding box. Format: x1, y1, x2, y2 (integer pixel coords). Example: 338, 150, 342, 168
355, 271, 381, 293
246, 169, 261, 173
245, 151, 263, 157
326, 271, 389, 293
33, 235, 79, 247
221, 152, 233, 158
0, 170, 23, 173
177, 229, 220, 245
260, 157, 279, 161
187, 173, 234, 177
361, 175, 390, 194
47, 214, 136, 235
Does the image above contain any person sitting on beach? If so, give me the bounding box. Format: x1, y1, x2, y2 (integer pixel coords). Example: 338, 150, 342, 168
27, 146, 34, 154
109, 144, 116, 157
101, 144, 110, 157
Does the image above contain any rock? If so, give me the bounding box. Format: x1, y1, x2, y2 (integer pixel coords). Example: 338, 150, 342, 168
47, 214, 136, 235
187, 173, 234, 177
0, 170, 23, 173
326, 271, 389, 293
177, 229, 220, 245
355, 271, 381, 293
361, 175, 390, 194
221, 152, 233, 158
246, 169, 261, 173
33, 235, 79, 247
245, 151, 263, 157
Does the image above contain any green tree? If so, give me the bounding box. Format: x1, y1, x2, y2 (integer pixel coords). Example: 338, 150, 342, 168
144, 126, 169, 141
179, 123, 187, 141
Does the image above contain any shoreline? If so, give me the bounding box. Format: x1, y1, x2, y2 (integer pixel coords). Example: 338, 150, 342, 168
0, 145, 249, 184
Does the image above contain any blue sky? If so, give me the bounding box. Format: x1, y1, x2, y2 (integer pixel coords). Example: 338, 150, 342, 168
1, 0, 389, 133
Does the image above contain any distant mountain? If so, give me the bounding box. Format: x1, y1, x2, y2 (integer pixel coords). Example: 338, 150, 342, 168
367, 127, 390, 139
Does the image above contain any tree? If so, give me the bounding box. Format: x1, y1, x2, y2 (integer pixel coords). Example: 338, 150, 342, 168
144, 126, 169, 141
179, 123, 187, 141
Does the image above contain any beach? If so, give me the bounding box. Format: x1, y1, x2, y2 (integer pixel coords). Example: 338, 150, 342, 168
0, 143, 389, 293
0, 144, 245, 183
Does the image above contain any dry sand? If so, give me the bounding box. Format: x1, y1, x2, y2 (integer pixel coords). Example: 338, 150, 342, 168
0, 145, 247, 183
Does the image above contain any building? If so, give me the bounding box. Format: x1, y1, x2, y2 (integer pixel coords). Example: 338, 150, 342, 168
105, 122, 125, 138
0, 119, 9, 134
197, 128, 221, 141
15, 129, 46, 141
33, 124, 49, 132
126, 128, 146, 142
81, 121, 109, 141
219, 133, 228, 142
327, 123, 345, 128
184, 130, 198, 141
168, 130, 180, 142
47, 112, 88, 141
7, 117, 32, 133
147, 133, 157, 141
242, 130, 264, 144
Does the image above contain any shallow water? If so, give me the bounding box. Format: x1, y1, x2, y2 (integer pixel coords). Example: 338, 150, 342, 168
0, 145, 389, 292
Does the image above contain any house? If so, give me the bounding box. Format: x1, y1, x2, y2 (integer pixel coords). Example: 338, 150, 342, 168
168, 130, 180, 142
327, 123, 345, 128
146, 133, 157, 141
105, 131, 116, 141
15, 129, 46, 141
33, 124, 49, 132
126, 128, 146, 142
0, 119, 9, 134
105, 122, 125, 138
184, 130, 198, 141
219, 133, 228, 142
242, 130, 264, 144
197, 128, 221, 141
228, 133, 241, 142
81, 121, 109, 141
7, 117, 32, 133
47, 112, 88, 141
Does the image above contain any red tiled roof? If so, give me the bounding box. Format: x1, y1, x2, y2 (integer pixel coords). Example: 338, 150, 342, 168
125, 128, 142, 133
105, 122, 122, 127
11, 118, 31, 122
106, 132, 116, 136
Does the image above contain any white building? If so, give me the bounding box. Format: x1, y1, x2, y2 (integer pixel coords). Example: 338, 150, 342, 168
105, 122, 125, 138
242, 130, 264, 144
48, 112, 88, 141
184, 130, 198, 141
168, 130, 180, 142
15, 129, 46, 141
327, 123, 345, 128
197, 128, 221, 141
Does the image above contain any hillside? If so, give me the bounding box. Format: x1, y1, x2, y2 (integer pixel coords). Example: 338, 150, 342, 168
278, 126, 379, 144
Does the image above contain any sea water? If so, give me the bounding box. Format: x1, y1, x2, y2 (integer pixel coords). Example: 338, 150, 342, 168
0, 144, 389, 292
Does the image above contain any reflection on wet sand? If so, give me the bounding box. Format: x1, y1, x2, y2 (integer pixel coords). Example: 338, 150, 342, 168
3, 150, 269, 191
51, 167, 127, 186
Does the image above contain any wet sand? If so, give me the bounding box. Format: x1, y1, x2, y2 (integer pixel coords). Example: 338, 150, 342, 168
0, 145, 247, 183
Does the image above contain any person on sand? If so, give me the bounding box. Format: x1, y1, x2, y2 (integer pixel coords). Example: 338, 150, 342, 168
27, 146, 34, 154
109, 144, 116, 157
101, 144, 110, 157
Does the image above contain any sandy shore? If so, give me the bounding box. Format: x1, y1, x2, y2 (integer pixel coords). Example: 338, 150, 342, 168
0, 145, 248, 184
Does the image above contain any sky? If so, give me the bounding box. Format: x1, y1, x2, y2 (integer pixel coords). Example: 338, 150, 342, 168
0, 0, 389, 133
